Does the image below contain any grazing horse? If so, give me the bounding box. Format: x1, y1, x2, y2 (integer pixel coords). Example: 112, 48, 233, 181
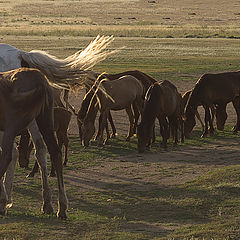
0, 36, 116, 218
82, 75, 144, 146
137, 80, 182, 153
77, 70, 157, 143
184, 71, 240, 138
0, 68, 68, 218
182, 89, 216, 133
214, 96, 240, 132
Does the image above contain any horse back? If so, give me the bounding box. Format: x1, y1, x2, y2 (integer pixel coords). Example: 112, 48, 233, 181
152, 81, 181, 117
192, 71, 240, 106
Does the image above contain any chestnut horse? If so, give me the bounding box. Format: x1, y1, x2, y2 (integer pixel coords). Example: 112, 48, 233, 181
184, 71, 240, 138
137, 80, 183, 153
0, 68, 68, 218
82, 75, 144, 146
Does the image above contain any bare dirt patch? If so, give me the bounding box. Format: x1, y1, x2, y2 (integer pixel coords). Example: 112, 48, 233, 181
64, 79, 240, 235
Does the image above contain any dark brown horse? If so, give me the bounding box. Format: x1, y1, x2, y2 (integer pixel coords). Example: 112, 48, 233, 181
182, 89, 216, 133
215, 96, 240, 132
0, 68, 67, 219
137, 80, 183, 153
184, 71, 240, 138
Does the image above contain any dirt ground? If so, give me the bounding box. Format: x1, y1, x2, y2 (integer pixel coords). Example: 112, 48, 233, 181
64, 78, 240, 234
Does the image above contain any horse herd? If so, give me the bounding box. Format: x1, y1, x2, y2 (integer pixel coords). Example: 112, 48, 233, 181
0, 36, 239, 220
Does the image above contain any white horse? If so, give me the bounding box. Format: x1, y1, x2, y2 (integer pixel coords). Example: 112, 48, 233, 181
0, 35, 115, 218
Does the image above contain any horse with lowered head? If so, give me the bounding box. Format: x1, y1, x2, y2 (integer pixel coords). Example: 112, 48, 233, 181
137, 80, 183, 153
184, 71, 240, 138
77, 70, 157, 142
81, 75, 144, 146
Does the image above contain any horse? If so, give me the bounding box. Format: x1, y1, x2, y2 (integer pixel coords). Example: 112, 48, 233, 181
77, 70, 157, 143
182, 89, 216, 133
137, 80, 183, 153
184, 71, 240, 138
0, 35, 116, 218
0, 68, 68, 218
81, 75, 144, 146
214, 96, 240, 132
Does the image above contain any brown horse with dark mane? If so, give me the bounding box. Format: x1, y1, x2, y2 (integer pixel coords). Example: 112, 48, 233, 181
184, 71, 240, 138
137, 80, 183, 153
77, 70, 157, 145
0, 68, 67, 219
81, 74, 144, 146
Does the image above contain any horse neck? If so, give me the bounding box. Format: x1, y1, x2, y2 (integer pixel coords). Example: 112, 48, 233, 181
140, 86, 157, 127
185, 86, 200, 119
79, 91, 98, 120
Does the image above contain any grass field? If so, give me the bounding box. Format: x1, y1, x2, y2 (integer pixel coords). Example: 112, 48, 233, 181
1, 0, 240, 239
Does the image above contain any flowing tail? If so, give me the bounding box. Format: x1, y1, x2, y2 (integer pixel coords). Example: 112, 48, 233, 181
18, 36, 117, 88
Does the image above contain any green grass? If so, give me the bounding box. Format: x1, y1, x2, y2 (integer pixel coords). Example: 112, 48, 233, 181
1, 2, 240, 237
1, 128, 240, 239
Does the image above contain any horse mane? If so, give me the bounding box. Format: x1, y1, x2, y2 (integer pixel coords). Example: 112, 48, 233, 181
19, 36, 117, 89
141, 83, 159, 126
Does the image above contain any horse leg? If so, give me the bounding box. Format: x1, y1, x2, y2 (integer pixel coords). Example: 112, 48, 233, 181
0, 128, 19, 215
125, 105, 134, 141
18, 130, 31, 168
98, 111, 108, 146
132, 102, 140, 135
232, 98, 240, 133
62, 134, 69, 167
28, 121, 54, 215
104, 116, 110, 145
202, 106, 213, 137
35, 112, 68, 219
108, 111, 117, 138
27, 160, 39, 178
159, 117, 168, 149
195, 109, 205, 132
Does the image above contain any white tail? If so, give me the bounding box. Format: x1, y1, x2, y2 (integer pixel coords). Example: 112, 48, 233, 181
19, 35, 117, 87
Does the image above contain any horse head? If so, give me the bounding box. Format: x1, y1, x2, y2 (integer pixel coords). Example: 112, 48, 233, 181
215, 105, 227, 131
184, 105, 196, 138
137, 123, 152, 153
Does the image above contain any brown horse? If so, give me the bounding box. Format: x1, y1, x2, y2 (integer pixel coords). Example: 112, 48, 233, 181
0, 68, 67, 219
214, 96, 240, 132
137, 80, 183, 153
184, 71, 240, 138
182, 89, 216, 133
82, 75, 144, 146
77, 70, 157, 142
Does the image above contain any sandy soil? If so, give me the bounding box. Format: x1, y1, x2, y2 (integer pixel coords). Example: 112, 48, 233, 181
62, 78, 240, 235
